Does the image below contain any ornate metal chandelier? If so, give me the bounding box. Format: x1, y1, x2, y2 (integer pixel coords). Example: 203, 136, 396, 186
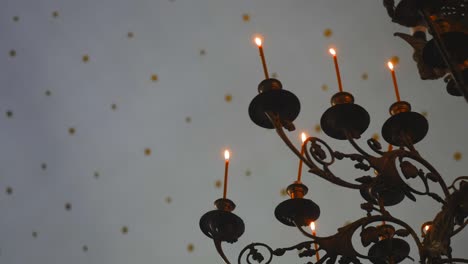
383, 0, 468, 99
199, 2, 468, 264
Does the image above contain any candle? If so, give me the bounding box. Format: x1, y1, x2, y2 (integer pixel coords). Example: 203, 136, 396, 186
388, 144, 393, 152
296, 132, 307, 183
329, 48, 344, 92
310, 222, 320, 262
387, 62, 401, 102
223, 150, 230, 199
255, 36, 270, 79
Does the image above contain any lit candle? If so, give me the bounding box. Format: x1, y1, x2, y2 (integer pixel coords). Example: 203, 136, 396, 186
255, 36, 270, 79
296, 132, 307, 183
223, 150, 230, 199
388, 144, 393, 152
310, 222, 320, 262
329, 48, 344, 92
387, 62, 401, 102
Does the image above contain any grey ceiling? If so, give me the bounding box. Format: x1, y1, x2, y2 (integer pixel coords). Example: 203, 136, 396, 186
1, 0, 467, 263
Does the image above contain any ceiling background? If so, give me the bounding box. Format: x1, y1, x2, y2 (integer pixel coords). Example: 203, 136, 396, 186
1, 0, 467, 263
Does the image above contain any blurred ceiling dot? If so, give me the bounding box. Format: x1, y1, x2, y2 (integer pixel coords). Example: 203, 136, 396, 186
199, 49, 206, 56
187, 243, 194, 252
361, 72, 368, 80
185, 116, 192, 123
323, 28, 333, 38
321, 84, 328, 91
121, 226, 129, 234
390, 56, 400, 65
271, 72, 279, 78
224, 93, 232, 102
94, 171, 100, 179
453, 151, 462, 161
52, 11, 59, 18
165, 196, 172, 204
280, 188, 287, 197
6, 187, 13, 195
82, 54, 89, 63
13, 16, 19, 22
6, 111, 13, 118
65, 203, 72, 211
9, 50, 16, 57
314, 124, 321, 133
41, 163, 47, 170
82, 245, 88, 252
45, 90, 52, 96
421, 111, 428, 117
242, 13, 250, 22
215, 180, 222, 188
111, 103, 117, 111
151, 74, 158, 82
245, 169, 251, 176
144, 148, 152, 156
127, 32, 134, 38
372, 133, 380, 141
32, 231, 38, 238
68, 127, 76, 135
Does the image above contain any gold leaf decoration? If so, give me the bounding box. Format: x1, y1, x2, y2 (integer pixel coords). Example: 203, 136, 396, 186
215, 180, 222, 188
224, 94, 232, 102
121, 226, 129, 234
361, 73, 368, 80
321, 84, 328, 91
453, 152, 462, 161
242, 13, 250, 22
68, 127, 76, 135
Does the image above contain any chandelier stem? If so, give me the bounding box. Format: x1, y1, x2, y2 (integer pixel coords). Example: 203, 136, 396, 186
420, 10, 468, 102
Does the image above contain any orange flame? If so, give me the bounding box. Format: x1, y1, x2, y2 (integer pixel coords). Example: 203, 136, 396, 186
301, 132, 307, 143
329, 48, 336, 56
388, 61, 394, 70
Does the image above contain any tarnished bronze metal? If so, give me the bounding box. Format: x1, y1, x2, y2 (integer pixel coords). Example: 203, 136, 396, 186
248, 79, 300, 130
321, 93, 370, 140
331, 91, 355, 105
389, 101, 412, 115
287, 182, 308, 198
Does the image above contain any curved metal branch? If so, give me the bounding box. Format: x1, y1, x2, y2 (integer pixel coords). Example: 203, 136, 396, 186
346, 132, 372, 158
448, 176, 468, 191
451, 220, 468, 237
266, 112, 362, 190
214, 240, 232, 264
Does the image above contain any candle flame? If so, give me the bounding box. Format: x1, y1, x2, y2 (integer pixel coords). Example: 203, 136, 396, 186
424, 225, 430, 232
255, 37, 263, 47
224, 150, 230, 161
388, 61, 394, 70
329, 48, 336, 56
301, 132, 307, 143
310, 222, 316, 231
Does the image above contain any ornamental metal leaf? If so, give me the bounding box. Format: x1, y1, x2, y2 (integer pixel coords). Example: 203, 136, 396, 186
395, 229, 410, 237
299, 249, 316, 258
355, 176, 373, 184
360, 226, 379, 247
400, 161, 419, 179
426, 172, 439, 182
272, 248, 286, 256
250, 248, 264, 262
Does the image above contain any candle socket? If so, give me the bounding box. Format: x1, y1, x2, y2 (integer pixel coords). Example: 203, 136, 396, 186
214, 198, 236, 212
287, 183, 309, 199
331, 92, 355, 105
389, 101, 411, 116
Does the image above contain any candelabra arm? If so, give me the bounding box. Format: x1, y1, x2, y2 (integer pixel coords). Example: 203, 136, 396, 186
448, 176, 468, 191
214, 239, 232, 264
441, 258, 468, 263
451, 220, 468, 237
346, 132, 372, 158
267, 112, 362, 190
